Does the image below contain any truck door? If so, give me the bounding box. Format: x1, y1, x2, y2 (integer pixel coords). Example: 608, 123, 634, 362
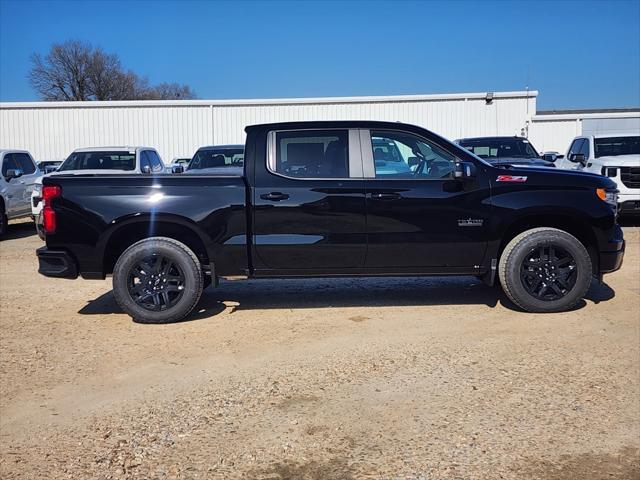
362, 129, 491, 270
252, 128, 367, 273
2, 152, 39, 217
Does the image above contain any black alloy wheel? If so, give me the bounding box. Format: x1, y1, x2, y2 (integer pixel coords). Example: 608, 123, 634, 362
520, 244, 578, 301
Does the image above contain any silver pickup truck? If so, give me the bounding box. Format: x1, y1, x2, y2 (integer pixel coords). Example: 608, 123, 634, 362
1, 149, 42, 237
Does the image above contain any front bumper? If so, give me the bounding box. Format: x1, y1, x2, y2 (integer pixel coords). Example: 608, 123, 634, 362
36, 247, 78, 279
618, 192, 640, 215
599, 224, 625, 274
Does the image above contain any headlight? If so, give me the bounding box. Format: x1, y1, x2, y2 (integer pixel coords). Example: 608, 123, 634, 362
33, 185, 42, 196
596, 188, 618, 207
601, 167, 617, 177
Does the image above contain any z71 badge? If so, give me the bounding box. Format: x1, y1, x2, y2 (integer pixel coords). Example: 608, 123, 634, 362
496, 175, 527, 182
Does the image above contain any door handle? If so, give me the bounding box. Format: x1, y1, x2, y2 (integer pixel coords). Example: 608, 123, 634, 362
260, 192, 290, 201
370, 192, 401, 200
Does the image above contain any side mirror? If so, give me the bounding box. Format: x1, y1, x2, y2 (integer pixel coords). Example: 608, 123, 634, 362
454, 161, 476, 179
172, 165, 184, 174
407, 157, 419, 167
141, 164, 152, 174
5, 169, 23, 180
569, 153, 586, 165
542, 153, 557, 162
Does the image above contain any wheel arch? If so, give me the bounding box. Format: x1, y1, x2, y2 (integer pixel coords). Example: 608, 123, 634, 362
100, 213, 213, 276
496, 213, 599, 274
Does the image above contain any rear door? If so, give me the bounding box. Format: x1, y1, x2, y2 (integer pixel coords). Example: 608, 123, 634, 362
252, 128, 367, 273
362, 129, 490, 271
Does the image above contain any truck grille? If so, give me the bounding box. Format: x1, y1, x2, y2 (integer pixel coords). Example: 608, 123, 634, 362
620, 167, 640, 189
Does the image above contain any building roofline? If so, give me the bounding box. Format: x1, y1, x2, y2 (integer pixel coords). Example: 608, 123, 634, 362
537, 108, 640, 115
0, 90, 538, 109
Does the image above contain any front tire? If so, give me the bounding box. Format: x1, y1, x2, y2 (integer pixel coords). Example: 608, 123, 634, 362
499, 228, 592, 313
112, 237, 204, 323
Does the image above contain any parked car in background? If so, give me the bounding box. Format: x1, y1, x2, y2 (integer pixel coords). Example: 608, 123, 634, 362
1, 149, 42, 236
555, 133, 640, 215
540, 151, 564, 163
32, 147, 167, 232
171, 157, 191, 167
185, 144, 244, 175
455, 136, 555, 168
37, 160, 63, 174
36, 121, 624, 323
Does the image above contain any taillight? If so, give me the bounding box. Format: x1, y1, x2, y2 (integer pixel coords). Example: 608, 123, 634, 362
42, 185, 61, 234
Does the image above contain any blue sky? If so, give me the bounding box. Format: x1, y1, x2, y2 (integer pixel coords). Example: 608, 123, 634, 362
1, 0, 639, 109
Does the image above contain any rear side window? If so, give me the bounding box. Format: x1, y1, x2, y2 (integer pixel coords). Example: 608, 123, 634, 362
271, 130, 349, 179
12, 153, 36, 174
59, 151, 136, 171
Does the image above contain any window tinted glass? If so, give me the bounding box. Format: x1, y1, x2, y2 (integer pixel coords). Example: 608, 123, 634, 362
458, 138, 538, 159
189, 148, 244, 170
13, 153, 36, 174
146, 151, 164, 172
578, 139, 590, 158
568, 139, 584, 156
2, 154, 17, 176
59, 151, 136, 171
273, 130, 348, 178
371, 131, 455, 179
594, 136, 640, 158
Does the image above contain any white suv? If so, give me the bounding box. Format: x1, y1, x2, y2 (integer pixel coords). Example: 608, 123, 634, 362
1, 149, 42, 237
556, 133, 640, 215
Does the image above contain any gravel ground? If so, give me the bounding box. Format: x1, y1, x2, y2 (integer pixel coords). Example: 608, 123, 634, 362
0, 219, 639, 479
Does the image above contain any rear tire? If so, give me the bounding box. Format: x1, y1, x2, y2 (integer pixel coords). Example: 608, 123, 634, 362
499, 228, 592, 313
112, 237, 204, 323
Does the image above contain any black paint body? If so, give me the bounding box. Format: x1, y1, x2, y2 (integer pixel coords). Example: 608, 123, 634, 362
38, 121, 624, 282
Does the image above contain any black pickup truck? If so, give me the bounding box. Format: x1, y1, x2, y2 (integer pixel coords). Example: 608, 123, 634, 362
37, 121, 625, 323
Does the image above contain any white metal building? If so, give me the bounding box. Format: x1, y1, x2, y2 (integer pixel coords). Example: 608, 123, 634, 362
1, 90, 638, 163
0, 91, 537, 163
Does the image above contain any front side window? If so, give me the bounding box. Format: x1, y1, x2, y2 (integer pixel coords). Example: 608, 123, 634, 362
594, 136, 640, 158
578, 139, 590, 158
568, 139, 584, 157
12, 153, 36, 174
2, 154, 17, 176
272, 130, 349, 179
59, 151, 136, 171
371, 131, 455, 179
146, 151, 164, 172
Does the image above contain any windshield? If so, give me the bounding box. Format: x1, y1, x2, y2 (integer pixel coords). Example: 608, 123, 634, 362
594, 136, 640, 158
59, 151, 135, 171
188, 148, 244, 170
458, 138, 539, 160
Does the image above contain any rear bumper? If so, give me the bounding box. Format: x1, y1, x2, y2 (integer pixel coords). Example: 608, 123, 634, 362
599, 224, 625, 274
36, 247, 78, 279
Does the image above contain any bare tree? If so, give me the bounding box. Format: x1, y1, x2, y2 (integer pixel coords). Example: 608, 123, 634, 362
29, 40, 92, 100
147, 83, 197, 100
29, 40, 197, 101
